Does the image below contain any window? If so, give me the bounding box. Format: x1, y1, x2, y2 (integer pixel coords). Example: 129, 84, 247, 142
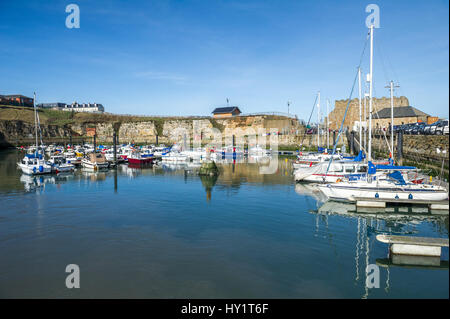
345, 166, 355, 173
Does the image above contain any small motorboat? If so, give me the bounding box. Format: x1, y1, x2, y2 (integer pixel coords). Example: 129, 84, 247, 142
81, 152, 109, 170
127, 151, 153, 165
48, 155, 75, 173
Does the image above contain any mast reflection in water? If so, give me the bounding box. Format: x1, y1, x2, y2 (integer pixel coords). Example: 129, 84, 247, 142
0, 149, 448, 298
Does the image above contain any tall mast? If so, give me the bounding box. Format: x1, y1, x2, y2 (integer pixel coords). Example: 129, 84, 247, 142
364, 91, 368, 155
326, 99, 330, 149
358, 67, 362, 153
368, 25, 374, 162
33, 92, 38, 154
385, 80, 399, 162
317, 91, 320, 149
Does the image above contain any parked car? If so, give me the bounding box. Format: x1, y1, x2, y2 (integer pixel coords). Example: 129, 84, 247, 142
404, 123, 415, 135
411, 122, 426, 135
423, 124, 432, 135
435, 119, 449, 135
429, 120, 447, 135
417, 122, 427, 135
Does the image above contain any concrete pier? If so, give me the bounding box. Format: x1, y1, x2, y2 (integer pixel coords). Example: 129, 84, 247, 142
377, 234, 449, 257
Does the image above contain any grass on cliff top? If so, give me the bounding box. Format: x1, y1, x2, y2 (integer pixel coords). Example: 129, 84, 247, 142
1, 105, 295, 128
0, 105, 207, 126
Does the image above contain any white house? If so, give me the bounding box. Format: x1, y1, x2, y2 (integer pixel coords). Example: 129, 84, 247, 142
62, 102, 105, 113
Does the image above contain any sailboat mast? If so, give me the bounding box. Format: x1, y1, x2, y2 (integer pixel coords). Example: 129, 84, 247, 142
358, 67, 362, 153
317, 91, 320, 149
385, 80, 399, 162
390, 80, 394, 160
368, 25, 374, 161
326, 99, 330, 149
33, 92, 38, 155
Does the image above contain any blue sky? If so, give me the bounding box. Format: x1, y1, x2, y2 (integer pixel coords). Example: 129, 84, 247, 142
0, 0, 448, 119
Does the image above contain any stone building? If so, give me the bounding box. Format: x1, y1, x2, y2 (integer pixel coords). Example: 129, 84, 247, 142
372, 106, 429, 129
325, 96, 410, 130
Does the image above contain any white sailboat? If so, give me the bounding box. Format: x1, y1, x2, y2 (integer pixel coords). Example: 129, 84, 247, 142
17, 93, 52, 175
317, 24, 449, 203
317, 178, 448, 202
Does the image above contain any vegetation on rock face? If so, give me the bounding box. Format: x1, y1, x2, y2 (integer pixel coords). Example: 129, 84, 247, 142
210, 119, 224, 132
152, 118, 165, 136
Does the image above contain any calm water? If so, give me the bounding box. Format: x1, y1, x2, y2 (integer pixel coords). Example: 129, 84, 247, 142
0, 149, 448, 298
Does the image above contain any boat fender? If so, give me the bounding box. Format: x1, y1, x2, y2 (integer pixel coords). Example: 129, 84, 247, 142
395, 195, 399, 199
336, 178, 342, 183
408, 194, 413, 200
39, 165, 44, 172
33, 167, 36, 173
375, 193, 379, 198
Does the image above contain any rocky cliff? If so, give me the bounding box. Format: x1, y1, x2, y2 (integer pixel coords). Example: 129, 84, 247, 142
0, 120, 74, 148
0, 113, 303, 148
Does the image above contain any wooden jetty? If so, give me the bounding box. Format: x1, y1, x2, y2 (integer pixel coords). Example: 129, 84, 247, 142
377, 234, 449, 257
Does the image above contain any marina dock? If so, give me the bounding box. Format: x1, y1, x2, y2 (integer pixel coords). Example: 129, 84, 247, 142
377, 234, 449, 257
353, 197, 449, 211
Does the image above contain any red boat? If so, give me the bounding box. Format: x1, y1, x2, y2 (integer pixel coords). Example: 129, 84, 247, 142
127, 152, 153, 165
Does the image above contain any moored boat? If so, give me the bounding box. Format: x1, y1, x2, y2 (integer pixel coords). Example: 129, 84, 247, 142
81, 153, 109, 170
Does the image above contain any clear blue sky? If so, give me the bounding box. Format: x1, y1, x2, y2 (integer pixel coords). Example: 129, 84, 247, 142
0, 0, 448, 119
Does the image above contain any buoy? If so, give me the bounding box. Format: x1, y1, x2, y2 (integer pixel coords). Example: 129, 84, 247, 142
375, 193, 379, 198
408, 193, 413, 199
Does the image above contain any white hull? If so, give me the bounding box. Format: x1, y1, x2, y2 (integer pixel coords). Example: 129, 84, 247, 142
17, 163, 52, 175
81, 159, 109, 170
52, 164, 75, 173
317, 182, 448, 202
161, 154, 189, 162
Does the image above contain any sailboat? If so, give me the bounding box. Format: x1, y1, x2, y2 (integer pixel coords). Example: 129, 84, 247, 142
317, 25, 449, 203
17, 93, 52, 175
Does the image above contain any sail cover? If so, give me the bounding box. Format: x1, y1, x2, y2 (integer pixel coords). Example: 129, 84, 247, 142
387, 171, 407, 185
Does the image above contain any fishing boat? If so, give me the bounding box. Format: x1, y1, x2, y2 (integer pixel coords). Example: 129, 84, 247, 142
18, 153, 52, 175
81, 153, 109, 170
127, 151, 153, 165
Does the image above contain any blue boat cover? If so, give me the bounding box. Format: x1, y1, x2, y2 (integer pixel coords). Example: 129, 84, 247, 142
375, 164, 416, 170
352, 150, 365, 162
368, 161, 376, 175
25, 153, 43, 159
387, 171, 407, 185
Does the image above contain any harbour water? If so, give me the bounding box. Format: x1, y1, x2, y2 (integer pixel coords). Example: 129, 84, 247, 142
0, 149, 448, 298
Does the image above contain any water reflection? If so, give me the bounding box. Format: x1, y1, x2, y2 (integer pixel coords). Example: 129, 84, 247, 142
309, 200, 449, 297
200, 175, 218, 202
